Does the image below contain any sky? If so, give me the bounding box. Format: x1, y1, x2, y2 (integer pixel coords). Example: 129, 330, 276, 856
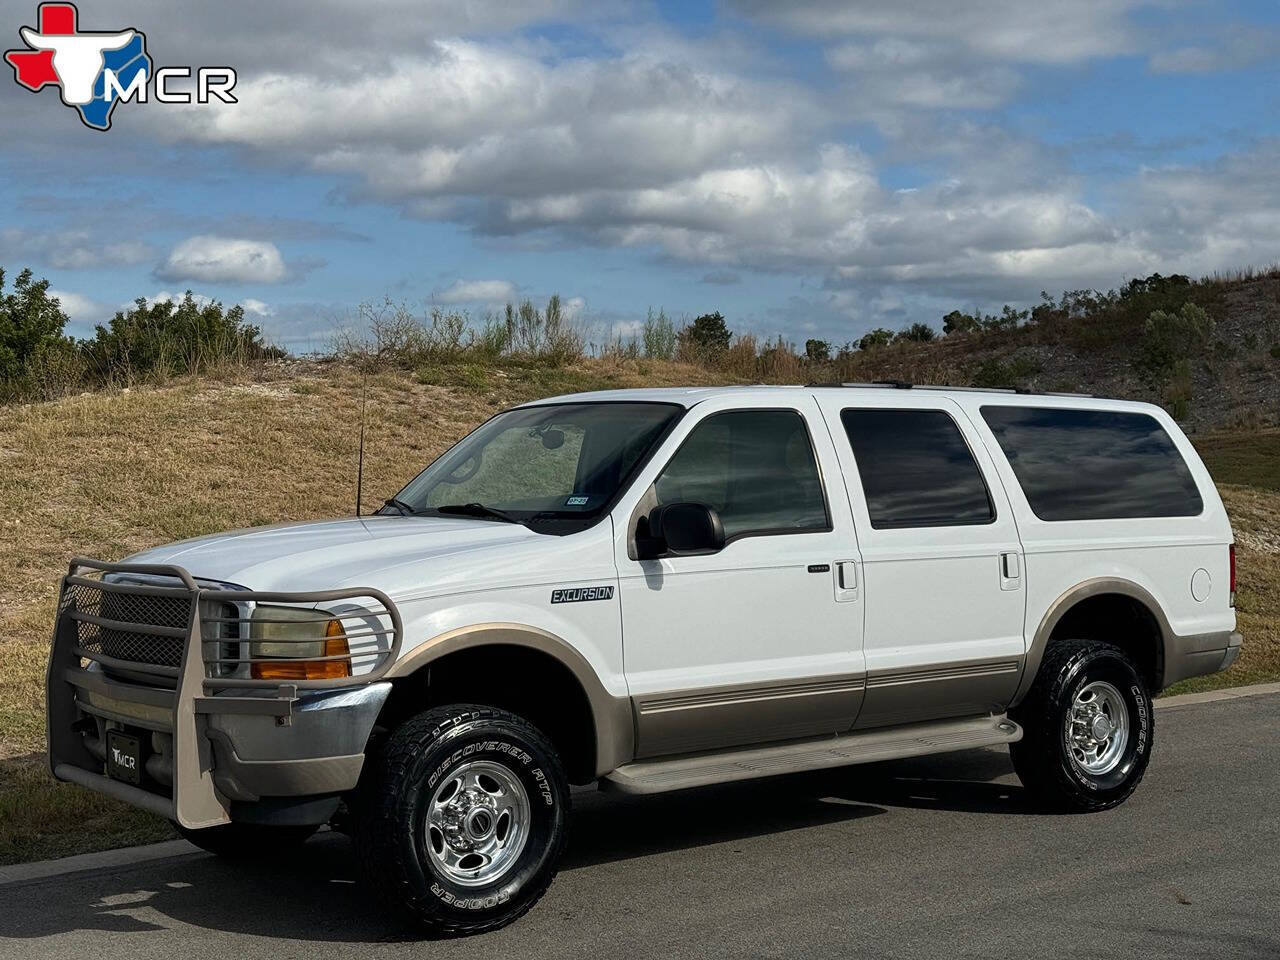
1, 0, 1278, 350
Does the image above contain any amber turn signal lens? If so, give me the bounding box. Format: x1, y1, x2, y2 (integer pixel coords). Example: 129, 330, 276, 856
251, 619, 351, 681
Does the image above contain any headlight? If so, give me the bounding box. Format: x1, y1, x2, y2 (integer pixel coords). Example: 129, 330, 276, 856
249, 605, 351, 681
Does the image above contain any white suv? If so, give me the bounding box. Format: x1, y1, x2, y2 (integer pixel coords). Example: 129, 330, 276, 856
46, 383, 1241, 935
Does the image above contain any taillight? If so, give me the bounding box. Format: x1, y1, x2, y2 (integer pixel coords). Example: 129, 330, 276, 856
1229, 544, 1236, 608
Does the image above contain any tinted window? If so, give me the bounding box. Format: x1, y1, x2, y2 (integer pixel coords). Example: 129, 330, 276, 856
980, 406, 1203, 521
655, 410, 829, 540
840, 409, 995, 529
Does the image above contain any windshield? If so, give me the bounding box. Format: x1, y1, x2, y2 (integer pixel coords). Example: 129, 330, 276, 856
390, 402, 683, 532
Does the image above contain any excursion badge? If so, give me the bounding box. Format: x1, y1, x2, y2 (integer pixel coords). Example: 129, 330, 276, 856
550, 585, 615, 603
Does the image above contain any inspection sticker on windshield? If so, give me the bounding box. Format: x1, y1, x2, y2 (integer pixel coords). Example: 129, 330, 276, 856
565, 496, 589, 506
551, 585, 614, 603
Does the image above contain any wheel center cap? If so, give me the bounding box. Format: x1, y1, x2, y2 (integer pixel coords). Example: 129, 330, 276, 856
1090, 715, 1113, 742
465, 807, 494, 839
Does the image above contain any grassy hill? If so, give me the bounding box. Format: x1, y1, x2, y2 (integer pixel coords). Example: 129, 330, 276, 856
812, 268, 1280, 431
0, 355, 1276, 864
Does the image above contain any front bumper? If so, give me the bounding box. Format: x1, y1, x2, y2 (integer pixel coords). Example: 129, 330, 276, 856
205, 683, 390, 802
47, 558, 401, 829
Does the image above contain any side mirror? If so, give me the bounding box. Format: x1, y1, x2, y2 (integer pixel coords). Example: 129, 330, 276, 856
636, 502, 725, 560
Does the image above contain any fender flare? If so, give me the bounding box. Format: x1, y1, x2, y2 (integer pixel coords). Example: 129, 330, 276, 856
1013, 577, 1171, 707
386, 622, 634, 776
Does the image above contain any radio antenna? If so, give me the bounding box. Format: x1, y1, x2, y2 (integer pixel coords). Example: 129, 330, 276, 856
355, 360, 369, 517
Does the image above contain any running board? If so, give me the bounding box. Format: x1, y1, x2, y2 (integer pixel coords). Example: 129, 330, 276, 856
602, 715, 1021, 795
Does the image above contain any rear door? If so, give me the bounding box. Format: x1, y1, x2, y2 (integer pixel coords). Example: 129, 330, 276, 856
814, 391, 1026, 727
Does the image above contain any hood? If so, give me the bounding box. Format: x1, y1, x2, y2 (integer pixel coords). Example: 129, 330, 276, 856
125, 515, 547, 594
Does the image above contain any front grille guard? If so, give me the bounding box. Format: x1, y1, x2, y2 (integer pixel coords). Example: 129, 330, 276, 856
47, 556, 404, 829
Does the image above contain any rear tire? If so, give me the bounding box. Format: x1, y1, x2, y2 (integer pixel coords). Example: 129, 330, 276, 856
354, 704, 569, 937
1010, 638, 1154, 812
176, 822, 318, 859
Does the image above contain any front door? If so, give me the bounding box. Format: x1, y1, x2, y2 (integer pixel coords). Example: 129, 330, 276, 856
814, 393, 1026, 728
613, 396, 865, 758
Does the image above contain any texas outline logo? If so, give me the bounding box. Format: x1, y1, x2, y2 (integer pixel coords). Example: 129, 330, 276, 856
5, 2, 236, 132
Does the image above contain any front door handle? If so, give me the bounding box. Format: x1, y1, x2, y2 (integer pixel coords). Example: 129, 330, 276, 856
835, 560, 859, 602
1000, 551, 1021, 591
838, 560, 858, 590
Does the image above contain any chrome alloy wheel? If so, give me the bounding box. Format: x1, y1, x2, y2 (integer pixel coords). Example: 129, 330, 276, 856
425, 760, 530, 887
1065, 680, 1130, 776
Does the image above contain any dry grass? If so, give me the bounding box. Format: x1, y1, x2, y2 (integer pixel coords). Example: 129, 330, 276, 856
0, 754, 174, 863
0, 359, 1274, 863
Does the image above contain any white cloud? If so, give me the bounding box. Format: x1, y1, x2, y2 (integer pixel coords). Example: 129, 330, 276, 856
728, 0, 1145, 64
432, 279, 517, 304
240, 297, 274, 317
141, 291, 277, 318
143, 290, 214, 309
156, 236, 288, 284
157, 39, 818, 206
0, 228, 152, 270
48, 289, 111, 329
87, 0, 592, 74
6, 0, 1277, 343
825, 39, 1021, 109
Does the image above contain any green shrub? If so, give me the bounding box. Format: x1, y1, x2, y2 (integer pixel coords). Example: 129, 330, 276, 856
858, 328, 894, 351
804, 338, 831, 362
504, 295, 582, 362
971, 355, 1042, 388
942, 310, 980, 335
1122, 273, 1191, 299
0, 268, 72, 396
475, 313, 511, 357
894, 322, 936, 343
677, 312, 732, 359
983, 306, 1028, 332
641, 308, 677, 360
1137, 302, 1214, 381
84, 292, 270, 383
22, 337, 86, 399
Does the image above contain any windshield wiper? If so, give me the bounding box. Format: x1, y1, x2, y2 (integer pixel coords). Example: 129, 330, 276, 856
382, 497, 418, 516
434, 502, 524, 525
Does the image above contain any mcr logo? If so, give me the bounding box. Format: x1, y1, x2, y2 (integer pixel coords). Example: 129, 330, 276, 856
5, 2, 236, 131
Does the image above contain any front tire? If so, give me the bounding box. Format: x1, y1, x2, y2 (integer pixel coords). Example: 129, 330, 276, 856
354, 705, 569, 936
1010, 639, 1154, 812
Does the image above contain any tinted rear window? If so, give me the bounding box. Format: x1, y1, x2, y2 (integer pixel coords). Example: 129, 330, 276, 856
839, 409, 995, 529
980, 406, 1203, 521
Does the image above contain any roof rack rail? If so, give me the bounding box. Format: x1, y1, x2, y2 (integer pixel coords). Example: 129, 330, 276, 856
805, 380, 917, 390
916, 384, 1017, 394
803, 381, 1094, 398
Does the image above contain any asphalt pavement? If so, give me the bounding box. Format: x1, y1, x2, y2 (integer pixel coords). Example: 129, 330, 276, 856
1, 691, 1277, 960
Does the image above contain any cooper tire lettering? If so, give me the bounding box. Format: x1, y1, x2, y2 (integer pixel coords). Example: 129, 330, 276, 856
1010, 639, 1154, 813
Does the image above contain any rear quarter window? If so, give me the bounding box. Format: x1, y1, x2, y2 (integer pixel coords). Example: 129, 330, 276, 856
980, 406, 1203, 521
